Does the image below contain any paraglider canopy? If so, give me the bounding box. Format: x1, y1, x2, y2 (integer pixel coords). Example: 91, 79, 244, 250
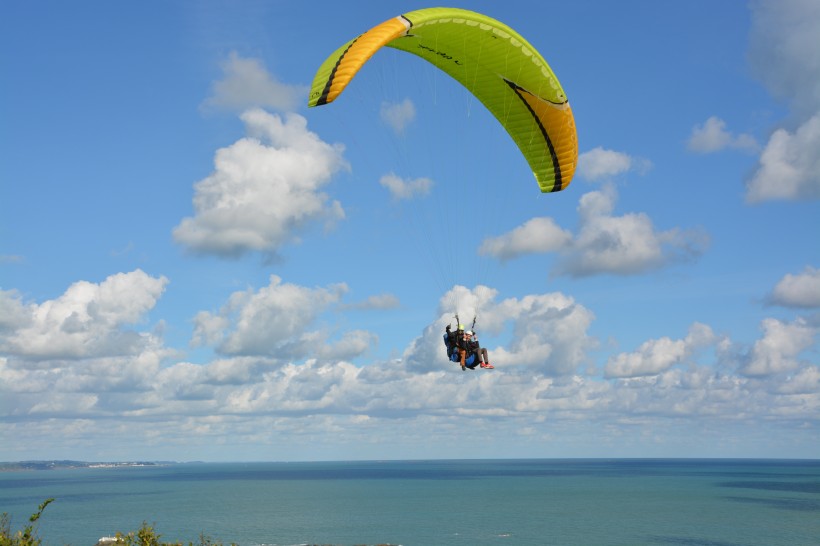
308, 7, 578, 193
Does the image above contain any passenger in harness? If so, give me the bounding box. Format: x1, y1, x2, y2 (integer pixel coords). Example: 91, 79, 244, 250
466, 330, 493, 369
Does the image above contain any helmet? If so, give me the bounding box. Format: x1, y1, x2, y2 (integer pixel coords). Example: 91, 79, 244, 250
465, 331, 472, 336
457, 324, 464, 330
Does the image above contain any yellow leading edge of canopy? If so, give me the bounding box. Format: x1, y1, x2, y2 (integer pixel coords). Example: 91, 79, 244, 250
318, 17, 410, 106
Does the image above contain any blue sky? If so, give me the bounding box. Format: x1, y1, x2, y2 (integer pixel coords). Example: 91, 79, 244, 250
1, 0, 818, 462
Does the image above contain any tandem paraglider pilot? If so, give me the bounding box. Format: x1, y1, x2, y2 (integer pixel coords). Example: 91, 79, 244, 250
444, 323, 493, 371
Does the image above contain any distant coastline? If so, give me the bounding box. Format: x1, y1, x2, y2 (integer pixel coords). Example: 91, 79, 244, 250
0, 460, 174, 472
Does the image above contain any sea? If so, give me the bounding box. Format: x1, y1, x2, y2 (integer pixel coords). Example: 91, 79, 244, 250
1, 459, 819, 546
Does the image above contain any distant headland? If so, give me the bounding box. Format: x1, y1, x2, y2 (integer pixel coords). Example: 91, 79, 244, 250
0, 460, 174, 471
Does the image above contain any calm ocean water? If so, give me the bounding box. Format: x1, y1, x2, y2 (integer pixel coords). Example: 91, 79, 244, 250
1, 459, 818, 546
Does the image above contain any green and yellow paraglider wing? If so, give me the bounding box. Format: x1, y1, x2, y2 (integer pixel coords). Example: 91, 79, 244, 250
307, 7, 577, 193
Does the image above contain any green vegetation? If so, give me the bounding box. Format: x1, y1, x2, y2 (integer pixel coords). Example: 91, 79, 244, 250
1, 498, 54, 546
114, 524, 232, 546
1, 500, 230, 546
2, 501, 397, 546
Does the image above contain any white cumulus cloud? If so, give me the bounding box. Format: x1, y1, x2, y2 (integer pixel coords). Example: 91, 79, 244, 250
748, 0, 820, 121
0, 270, 168, 360
479, 217, 572, 261
577, 147, 651, 181
746, 0, 820, 202
767, 266, 820, 308
0, 290, 30, 332
478, 186, 708, 276
379, 172, 433, 201
340, 293, 401, 311
556, 187, 709, 277
380, 99, 416, 134
2, 277, 820, 459
687, 116, 758, 153
741, 317, 818, 376
191, 275, 353, 359
775, 365, 820, 394
745, 114, 820, 202
317, 330, 379, 361
605, 323, 718, 378
173, 109, 348, 258
201, 52, 307, 113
